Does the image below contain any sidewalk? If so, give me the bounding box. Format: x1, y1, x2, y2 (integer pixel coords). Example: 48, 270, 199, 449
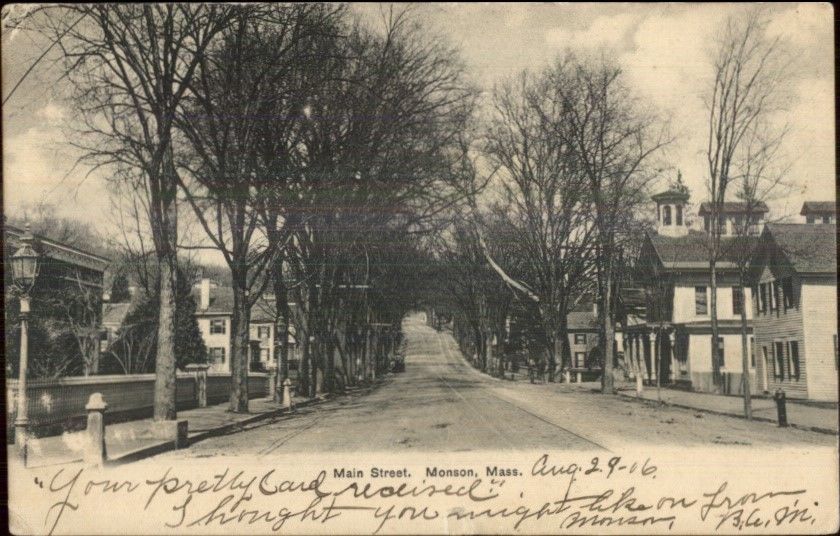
472, 360, 838, 435
616, 385, 838, 434
21, 394, 326, 468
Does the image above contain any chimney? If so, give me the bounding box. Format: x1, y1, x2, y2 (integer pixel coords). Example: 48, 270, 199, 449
200, 278, 211, 310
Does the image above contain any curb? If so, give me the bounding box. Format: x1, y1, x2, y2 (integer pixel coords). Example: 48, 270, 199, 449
615, 391, 837, 436
108, 394, 332, 465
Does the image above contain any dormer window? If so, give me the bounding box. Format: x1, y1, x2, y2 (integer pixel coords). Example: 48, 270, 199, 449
663, 205, 672, 225
676, 205, 683, 225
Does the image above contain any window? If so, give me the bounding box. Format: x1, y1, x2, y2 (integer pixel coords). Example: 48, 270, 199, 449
288, 359, 300, 371
259, 348, 269, 362
663, 205, 672, 225
769, 281, 779, 311
823, 215, 832, 224
759, 283, 767, 313
257, 326, 271, 340
209, 347, 226, 364
781, 277, 794, 309
575, 352, 586, 368
806, 215, 815, 224
574, 333, 587, 345
732, 286, 744, 316
788, 341, 800, 381
676, 205, 683, 225
774, 341, 785, 379
695, 286, 708, 315
750, 336, 755, 368
210, 319, 226, 334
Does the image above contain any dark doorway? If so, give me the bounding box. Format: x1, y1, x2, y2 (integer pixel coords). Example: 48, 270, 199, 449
659, 333, 672, 383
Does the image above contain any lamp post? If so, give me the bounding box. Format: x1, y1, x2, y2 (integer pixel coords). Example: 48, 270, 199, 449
11, 223, 40, 465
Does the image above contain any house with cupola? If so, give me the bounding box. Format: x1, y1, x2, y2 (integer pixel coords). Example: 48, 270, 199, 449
625, 185, 758, 394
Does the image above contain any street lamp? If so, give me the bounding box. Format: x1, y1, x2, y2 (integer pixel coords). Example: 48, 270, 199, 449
11, 223, 40, 465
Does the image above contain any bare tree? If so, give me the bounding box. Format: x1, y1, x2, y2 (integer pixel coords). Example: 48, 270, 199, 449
726, 127, 791, 419
704, 8, 791, 397
27, 5, 240, 420
482, 65, 600, 381
52, 270, 103, 376
546, 54, 669, 394
173, 5, 339, 412
286, 6, 478, 395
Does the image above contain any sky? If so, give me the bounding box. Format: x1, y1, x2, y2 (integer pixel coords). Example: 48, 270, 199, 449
1, 3, 835, 254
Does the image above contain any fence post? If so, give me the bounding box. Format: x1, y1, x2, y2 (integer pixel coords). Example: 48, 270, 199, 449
85, 393, 108, 467
774, 389, 788, 427
267, 363, 278, 401
282, 378, 293, 409
186, 364, 210, 408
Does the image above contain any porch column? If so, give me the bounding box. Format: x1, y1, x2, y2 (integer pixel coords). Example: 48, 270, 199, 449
621, 333, 636, 378
646, 332, 655, 382
668, 331, 676, 383
647, 332, 659, 381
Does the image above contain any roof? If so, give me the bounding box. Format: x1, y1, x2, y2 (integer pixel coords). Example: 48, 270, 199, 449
102, 302, 133, 326
800, 201, 836, 215
651, 189, 690, 203
757, 223, 836, 274
567, 311, 598, 330
192, 286, 293, 322
4, 224, 110, 273
698, 201, 769, 215
192, 286, 234, 314
646, 230, 755, 270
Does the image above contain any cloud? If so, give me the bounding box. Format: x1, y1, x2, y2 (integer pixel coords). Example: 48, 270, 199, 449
545, 13, 641, 50
35, 102, 66, 124
2, 113, 110, 223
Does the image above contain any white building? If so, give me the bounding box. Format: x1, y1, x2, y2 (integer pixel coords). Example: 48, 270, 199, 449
750, 223, 837, 401
193, 278, 298, 373
626, 189, 757, 394
800, 201, 836, 224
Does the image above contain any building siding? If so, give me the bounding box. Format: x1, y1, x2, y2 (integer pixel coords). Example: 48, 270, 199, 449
801, 280, 839, 401
752, 265, 808, 398
672, 281, 752, 324
197, 316, 231, 373
250, 321, 275, 367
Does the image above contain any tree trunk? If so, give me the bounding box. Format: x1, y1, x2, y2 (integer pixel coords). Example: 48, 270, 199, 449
272, 258, 291, 385
485, 331, 493, 374
326, 329, 337, 393
709, 259, 722, 392
229, 282, 250, 413
554, 335, 565, 383
153, 222, 178, 421
559, 315, 572, 378
739, 276, 752, 419
299, 330, 311, 397
601, 269, 615, 395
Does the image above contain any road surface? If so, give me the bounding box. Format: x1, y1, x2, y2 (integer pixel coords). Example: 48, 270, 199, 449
152, 313, 833, 459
